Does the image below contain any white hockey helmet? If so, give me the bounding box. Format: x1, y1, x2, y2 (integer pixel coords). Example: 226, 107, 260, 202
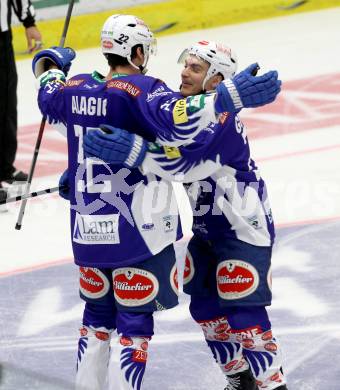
178, 40, 237, 90
101, 14, 156, 72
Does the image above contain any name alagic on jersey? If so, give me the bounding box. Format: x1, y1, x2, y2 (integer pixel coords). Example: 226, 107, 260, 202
38, 71, 220, 267
71, 96, 107, 116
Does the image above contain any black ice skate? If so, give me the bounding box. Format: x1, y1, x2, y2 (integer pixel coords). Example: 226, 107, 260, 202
3, 169, 28, 184
224, 369, 259, 390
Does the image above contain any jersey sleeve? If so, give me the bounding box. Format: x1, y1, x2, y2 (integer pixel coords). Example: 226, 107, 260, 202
37, 69, 67, 125
140, 113, 248, 183
127, 77, 219, 146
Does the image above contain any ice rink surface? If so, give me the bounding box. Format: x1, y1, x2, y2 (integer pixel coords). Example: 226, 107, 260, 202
1, 7, 340, 389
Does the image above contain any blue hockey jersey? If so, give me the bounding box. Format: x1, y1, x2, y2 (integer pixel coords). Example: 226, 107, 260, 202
37, 70, 219, 267
141, 112, 275, 247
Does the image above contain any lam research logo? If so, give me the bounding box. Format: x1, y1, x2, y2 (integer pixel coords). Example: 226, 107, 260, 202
112, 268, 159, 307
73, 213, 120, 245
216, 260, 259, 300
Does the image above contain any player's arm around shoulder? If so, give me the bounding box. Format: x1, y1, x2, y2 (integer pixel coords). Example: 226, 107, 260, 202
108, 73, 217, 145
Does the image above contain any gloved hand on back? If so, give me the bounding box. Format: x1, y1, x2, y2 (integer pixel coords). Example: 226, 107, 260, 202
83, 125, 149, 168
215, 63, 282, 113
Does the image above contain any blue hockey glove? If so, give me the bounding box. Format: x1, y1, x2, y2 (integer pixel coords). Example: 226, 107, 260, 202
58, 169, 70, 201
32, 46, 76, 78
215, 63, 282, 113
83, 125, 149, 168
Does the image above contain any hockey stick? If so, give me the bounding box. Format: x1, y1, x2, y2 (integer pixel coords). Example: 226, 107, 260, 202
15, 0, 75, 230
0, 185, 68, 206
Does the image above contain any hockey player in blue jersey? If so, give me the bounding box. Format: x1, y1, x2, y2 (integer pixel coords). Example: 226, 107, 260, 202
83, 41, 287, 390
32, 14, 281, 390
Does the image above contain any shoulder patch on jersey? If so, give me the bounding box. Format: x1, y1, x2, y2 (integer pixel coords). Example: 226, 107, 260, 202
172, 99, 188, 124
79, 267, 110, 299
112, 268, 159, 307
216, 260, 259, 300
66, 79, 85, 87
106, 80, 141, 97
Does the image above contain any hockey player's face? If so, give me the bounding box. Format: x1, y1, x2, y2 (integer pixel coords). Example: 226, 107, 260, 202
180, 55, 210, 97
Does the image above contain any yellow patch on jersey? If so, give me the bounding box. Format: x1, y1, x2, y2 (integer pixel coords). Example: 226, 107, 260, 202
172, 99, 188, 125
163, 146, 181, 159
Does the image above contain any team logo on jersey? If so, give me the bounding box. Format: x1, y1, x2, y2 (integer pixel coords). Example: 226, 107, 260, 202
79, 267, 110, 299
170, 264, 179, 294
172, 99, 188, 124
216, 260, 259, 300
112, 268, 159, 306
183, 252, 195, 285
106, 80, 141, 97
73, 213, 120, 245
